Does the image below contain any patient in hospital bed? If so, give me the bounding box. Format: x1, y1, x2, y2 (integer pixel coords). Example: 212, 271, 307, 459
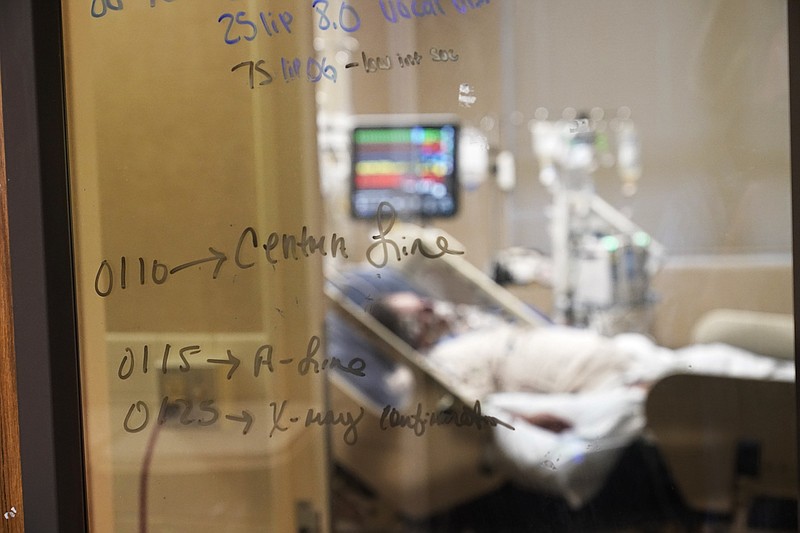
368, 291, 794, 402
366, 291, 795, 505
370, 292, 637, 399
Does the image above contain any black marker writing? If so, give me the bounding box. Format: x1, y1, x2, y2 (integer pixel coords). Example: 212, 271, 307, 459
305, 405, 364, 445
95, 226, 347, 297
198, 400, 221, 427
206, 350, 241, 380
225, 410, 253, 434
297, 336, 366, 377
169, 247, 227, 278
430, 47, 459, 61
235, 226, 348, 268
121, 397, 510, 444
122, 397, 221, 433
366, 201, 464, 268
232, 60, 274, 89
123, 401, 149, 433
95, 200, 463, 296
116, 337, 367, 380
361, 51, 392, 73
268, 400, 289, 437
379, 400, 514, 436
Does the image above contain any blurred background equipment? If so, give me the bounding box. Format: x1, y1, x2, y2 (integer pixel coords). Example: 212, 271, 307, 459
529, 108, 665, 334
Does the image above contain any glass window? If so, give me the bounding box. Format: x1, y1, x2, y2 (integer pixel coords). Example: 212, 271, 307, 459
61, 1, 794, 530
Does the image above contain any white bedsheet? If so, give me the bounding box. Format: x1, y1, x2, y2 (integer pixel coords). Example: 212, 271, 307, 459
615, 334, 796, 384
484, 387, 646, 507
481, 337, 794, 508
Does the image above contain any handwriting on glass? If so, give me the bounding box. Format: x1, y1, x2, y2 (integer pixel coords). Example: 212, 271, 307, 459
122, 397, 512, 445
94, 202, 462, 297
366, 202, 464, 268
93, 226, 349, 297
116, 336, 366, 381
378, 0, 490, 23
91, 0, 490, 24
380, 400, 514, 435
217, 10, 296, 44
122, 396, 366, 444
343, 47, 457, 74
231, 56, 337, 88
235, 45, 459, 88
89, 0, 487, 90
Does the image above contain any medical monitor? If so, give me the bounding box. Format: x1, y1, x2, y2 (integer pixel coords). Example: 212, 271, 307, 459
350, 120, 459, 220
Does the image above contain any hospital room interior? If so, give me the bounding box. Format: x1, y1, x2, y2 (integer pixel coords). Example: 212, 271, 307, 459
59, 0, 796, 532
315, 1, 795, 531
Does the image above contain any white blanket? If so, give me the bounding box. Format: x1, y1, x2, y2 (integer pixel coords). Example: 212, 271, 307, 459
484, 387, 646, 508
478, 336, 794, 508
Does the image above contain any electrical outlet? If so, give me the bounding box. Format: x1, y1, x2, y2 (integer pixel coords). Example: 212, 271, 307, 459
158, 364, 218, 420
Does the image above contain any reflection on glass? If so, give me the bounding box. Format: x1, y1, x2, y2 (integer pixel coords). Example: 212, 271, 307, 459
317, 1, 795, 531
62, 0, 794, 531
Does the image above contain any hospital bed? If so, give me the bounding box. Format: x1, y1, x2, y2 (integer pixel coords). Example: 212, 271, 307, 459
323, 225, 797, 525
324, 259, 532, 519
645, 309, 797, 529
646, 374, 796, 529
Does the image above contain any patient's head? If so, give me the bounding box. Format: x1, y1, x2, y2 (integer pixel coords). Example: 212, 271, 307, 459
369, 292, 453, 350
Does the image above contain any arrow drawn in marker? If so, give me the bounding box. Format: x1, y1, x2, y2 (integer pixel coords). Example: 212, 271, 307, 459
226, 410, 254, 434
169, 247, 228, 279
207, 350, 241, 379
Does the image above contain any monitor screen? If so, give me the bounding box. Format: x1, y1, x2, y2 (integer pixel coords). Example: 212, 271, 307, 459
350, 123, 459, 220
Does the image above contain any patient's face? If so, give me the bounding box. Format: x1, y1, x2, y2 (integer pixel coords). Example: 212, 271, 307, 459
384, 292, 453, 349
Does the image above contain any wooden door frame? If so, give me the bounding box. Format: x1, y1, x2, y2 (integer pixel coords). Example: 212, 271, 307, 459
0, 1, 86, 531
0, 63, 25, 533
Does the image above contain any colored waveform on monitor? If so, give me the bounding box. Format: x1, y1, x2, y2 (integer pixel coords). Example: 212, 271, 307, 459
356, 160, 449, 178
355, 160, 410, 176
354, 174, 404, 189
354, 127, 448, 145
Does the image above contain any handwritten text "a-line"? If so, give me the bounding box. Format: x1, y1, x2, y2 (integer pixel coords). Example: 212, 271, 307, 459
117, 336, 366, 381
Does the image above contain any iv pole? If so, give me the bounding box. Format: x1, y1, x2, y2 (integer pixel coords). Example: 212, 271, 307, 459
532, 109, 664, 332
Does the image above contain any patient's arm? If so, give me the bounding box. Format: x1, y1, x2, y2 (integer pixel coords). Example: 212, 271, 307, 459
514, 413, 573, 433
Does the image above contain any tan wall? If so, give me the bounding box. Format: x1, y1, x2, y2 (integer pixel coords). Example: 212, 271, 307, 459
508, 256, 793, 349
62, 3, 330, 530
650, 257, 794, 348
321, 1, 791, 275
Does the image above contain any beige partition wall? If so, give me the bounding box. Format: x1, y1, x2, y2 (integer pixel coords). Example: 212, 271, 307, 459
61, 2, 329, 531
